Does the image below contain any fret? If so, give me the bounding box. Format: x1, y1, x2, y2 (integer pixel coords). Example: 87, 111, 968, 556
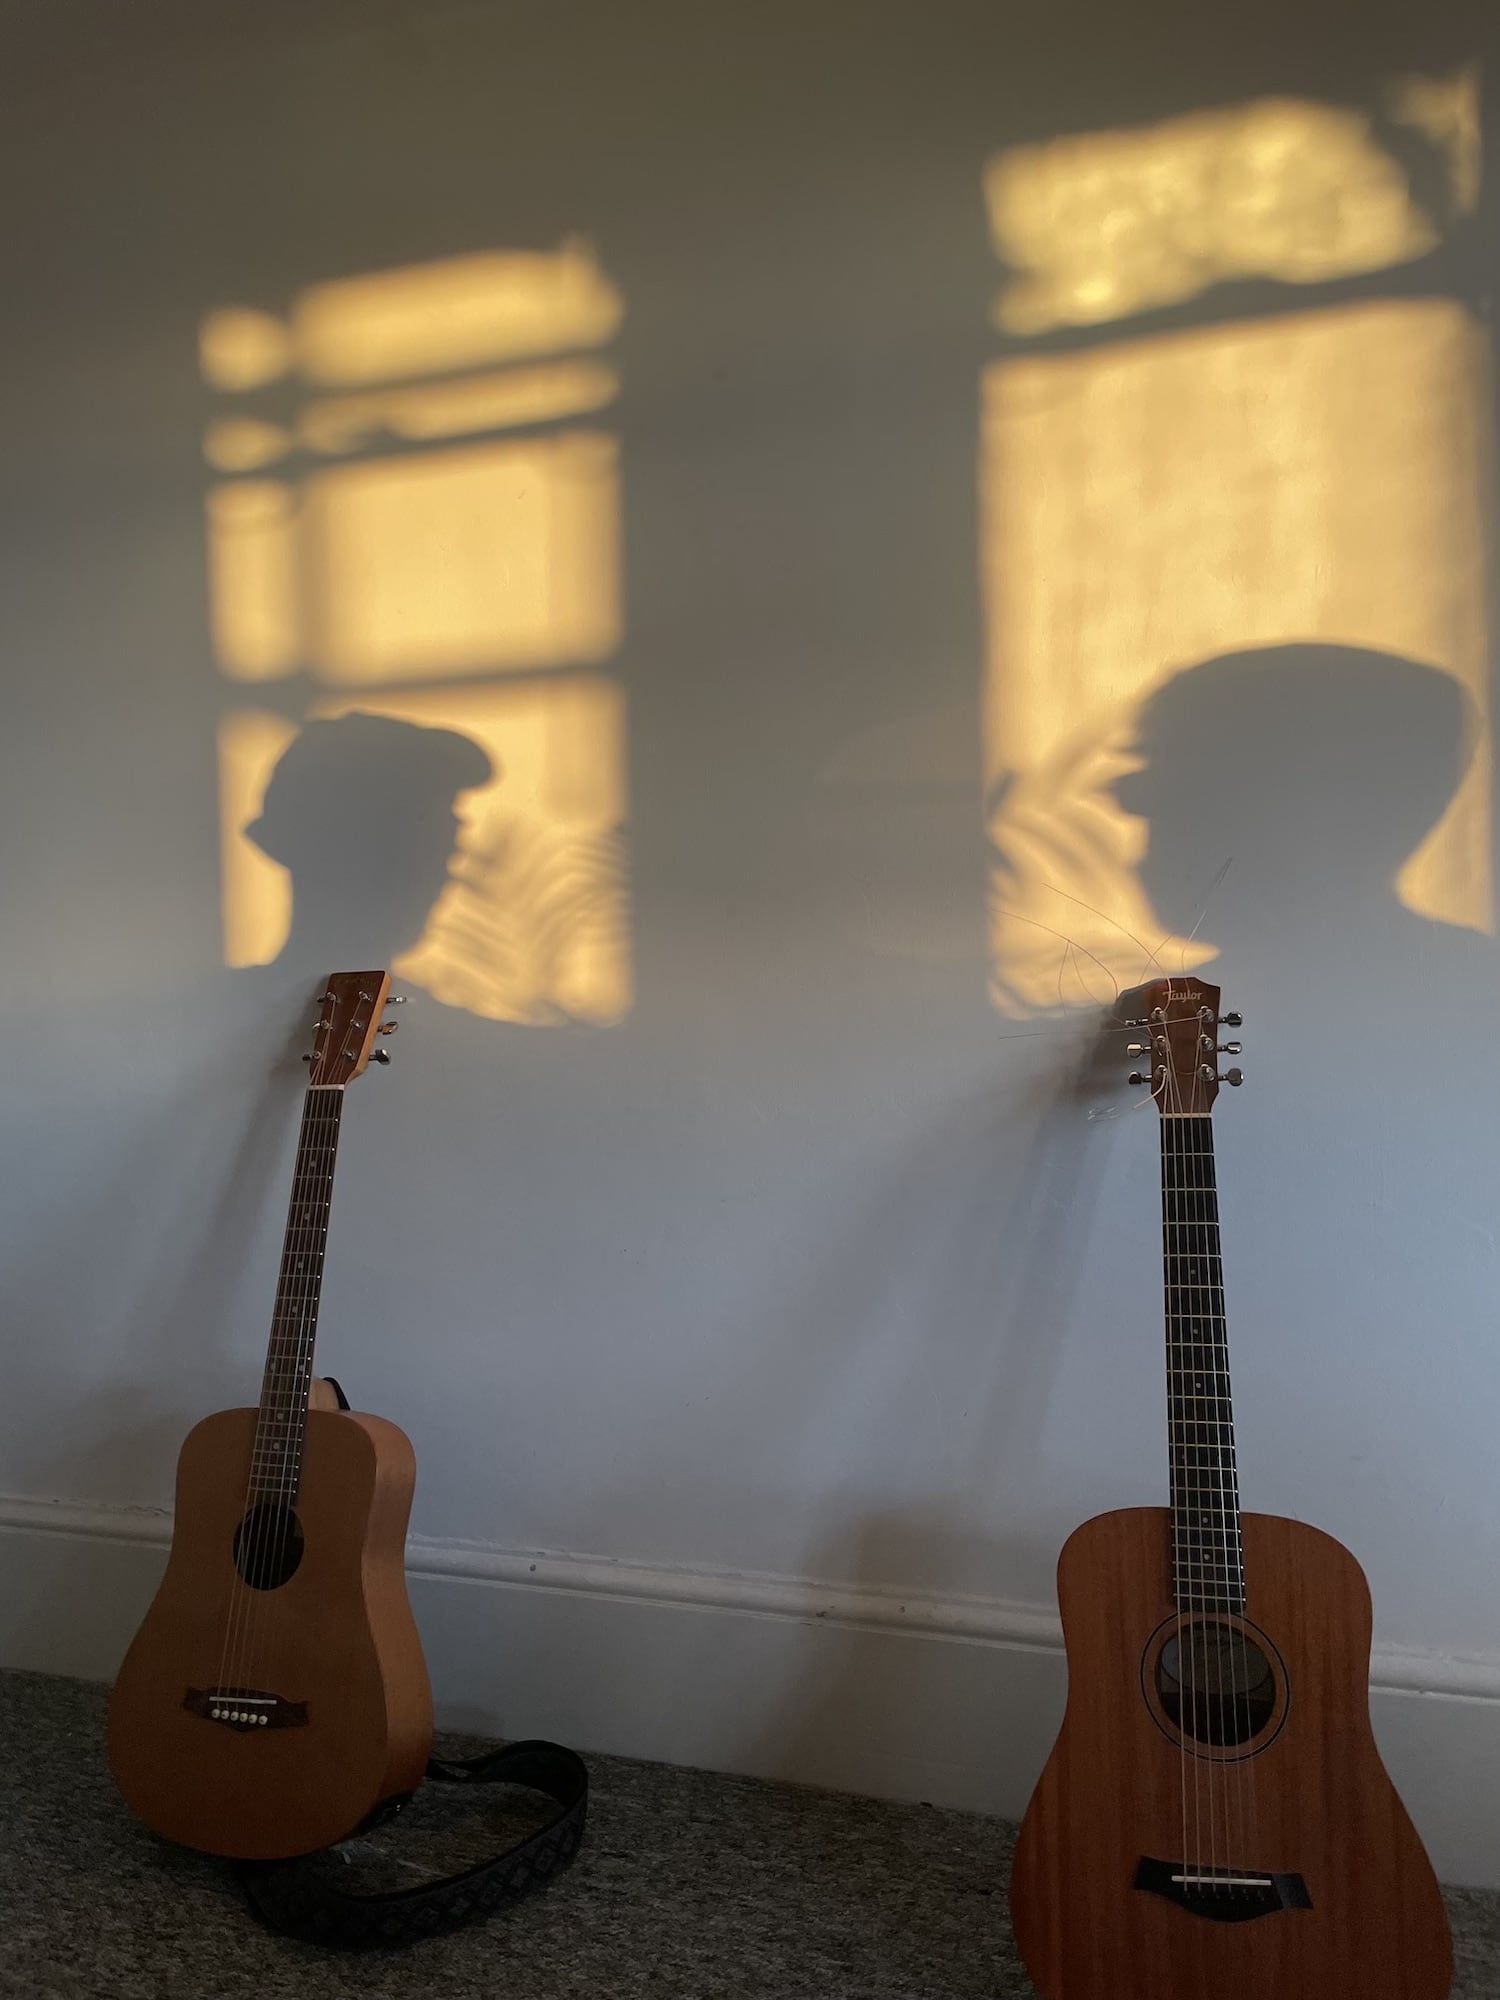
1169, 1421, 1235, 1445
1165, 1301, 1226, 1325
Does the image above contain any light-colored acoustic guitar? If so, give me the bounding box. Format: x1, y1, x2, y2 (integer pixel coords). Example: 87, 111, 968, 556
109, 971, 432, 1861
1010, 976, 1452, 1999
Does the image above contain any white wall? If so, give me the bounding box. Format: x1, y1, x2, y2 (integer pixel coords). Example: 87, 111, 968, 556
3, 0, 1499, 1882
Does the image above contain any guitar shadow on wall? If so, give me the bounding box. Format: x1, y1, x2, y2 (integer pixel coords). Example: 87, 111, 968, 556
4, 714, 504, 1606
751, 643, 1494, 1840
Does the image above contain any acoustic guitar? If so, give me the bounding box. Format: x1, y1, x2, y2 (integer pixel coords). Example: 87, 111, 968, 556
1010, 976, 1451, 1999
108, 972, 432, 1860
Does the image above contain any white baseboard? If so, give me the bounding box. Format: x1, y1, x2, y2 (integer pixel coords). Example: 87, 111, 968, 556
5, 1492, 1499, 1888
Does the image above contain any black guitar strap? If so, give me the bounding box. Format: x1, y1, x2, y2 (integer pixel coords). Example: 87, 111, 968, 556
236, 1739, 589, 1949
234, 1378, 587, 1947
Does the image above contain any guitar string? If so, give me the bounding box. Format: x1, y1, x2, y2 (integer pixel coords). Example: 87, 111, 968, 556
1167, 1020, 1260, 1912
1175, 1092, 1238, 1907
232, 1072, 334, 1712
251, 1046, 352, 1710
1161, 1044, 1208, 1910
1178, 1099, 1229, 1900
214, 1062, 328, 1713
1187, 1068, 1257, 1903
237, 981, 356, 1712
1209, 1095, 1262, 1903
1162, 991, 1235, 1911
1188, 1098, 1238, 1903
215, 1074, 324, 1708
252, 1082, 342, 1713
259, 981, 379, 1689
242, 1088, 330, 1712
1160, 1066, 1193, 1915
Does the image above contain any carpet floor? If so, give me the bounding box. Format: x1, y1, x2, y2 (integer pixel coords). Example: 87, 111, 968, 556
2, 1669, 1497, 1998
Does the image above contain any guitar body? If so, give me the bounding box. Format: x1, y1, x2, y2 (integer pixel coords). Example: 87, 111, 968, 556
1011, 1506, 1452, 2000
108, 1405, 432, 1860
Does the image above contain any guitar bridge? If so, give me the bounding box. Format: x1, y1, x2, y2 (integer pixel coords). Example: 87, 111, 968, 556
1135, 1855, 1311, 1922
183, 1687, 308, 1731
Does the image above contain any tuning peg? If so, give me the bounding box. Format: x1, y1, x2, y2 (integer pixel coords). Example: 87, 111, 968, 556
1128, 1071, 1150, 1086
301, 1054, 314, 1063
1220, 1011, 1243, 1027
1221, 1067, 1243, 1086
1126, 1042, 1150, 1056
371, 1048, 392, 1065
1217, 1041, 1241, 1055
386, 995, 408, 1005
377, 1020, 399, 1035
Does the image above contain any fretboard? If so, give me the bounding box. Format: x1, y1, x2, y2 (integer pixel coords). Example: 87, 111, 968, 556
1161, 1113, 1244, 1613
248, 1086, 344, 1502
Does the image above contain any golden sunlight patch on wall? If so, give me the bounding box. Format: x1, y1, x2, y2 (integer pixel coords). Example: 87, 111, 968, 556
985, 69, 1478, 335
219, 682, 628, 1025
982, 299, 1492, 1014
204, 244, 631, 1025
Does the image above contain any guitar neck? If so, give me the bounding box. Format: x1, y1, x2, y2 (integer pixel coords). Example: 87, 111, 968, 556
250, 1085, 346, 1503
1161, 1112, 1245, 1614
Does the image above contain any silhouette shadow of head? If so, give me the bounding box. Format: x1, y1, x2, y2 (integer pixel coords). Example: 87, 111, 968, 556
1113, 643, 1475, 954
246, 711, 494, 970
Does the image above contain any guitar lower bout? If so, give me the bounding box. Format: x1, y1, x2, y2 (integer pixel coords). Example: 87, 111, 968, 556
1010, 1506, 1452, 2000
107, 1404, 431, 1860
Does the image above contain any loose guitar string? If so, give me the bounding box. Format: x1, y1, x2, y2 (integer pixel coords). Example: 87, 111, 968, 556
213, 1054, 329, 1712
225, 1072, 335, 1710
249, 1062, 348, 1707
989, 856, 1231, 1044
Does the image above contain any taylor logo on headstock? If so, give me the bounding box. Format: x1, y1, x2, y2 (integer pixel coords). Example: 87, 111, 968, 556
1118, 977, 1243, 1114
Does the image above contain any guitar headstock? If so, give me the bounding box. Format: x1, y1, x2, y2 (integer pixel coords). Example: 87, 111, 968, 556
1118, 977, 1243, 1115
305, 971, 398, 1087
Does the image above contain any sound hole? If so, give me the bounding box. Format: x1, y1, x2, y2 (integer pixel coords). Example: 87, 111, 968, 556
232, 1503, 304, 1591
1157, 1620, 1276, 1747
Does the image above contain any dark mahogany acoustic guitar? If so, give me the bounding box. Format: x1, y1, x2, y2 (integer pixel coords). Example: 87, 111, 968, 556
1010, 976, 1452, 1999
109, 972, 432, 1860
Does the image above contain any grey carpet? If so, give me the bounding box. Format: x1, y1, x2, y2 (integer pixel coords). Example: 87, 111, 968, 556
1, 1671, 1496, 1999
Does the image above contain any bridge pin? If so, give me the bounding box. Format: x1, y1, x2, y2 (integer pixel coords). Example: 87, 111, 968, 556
258, 1714, 268, 1726
211, 1708, 222, 1720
